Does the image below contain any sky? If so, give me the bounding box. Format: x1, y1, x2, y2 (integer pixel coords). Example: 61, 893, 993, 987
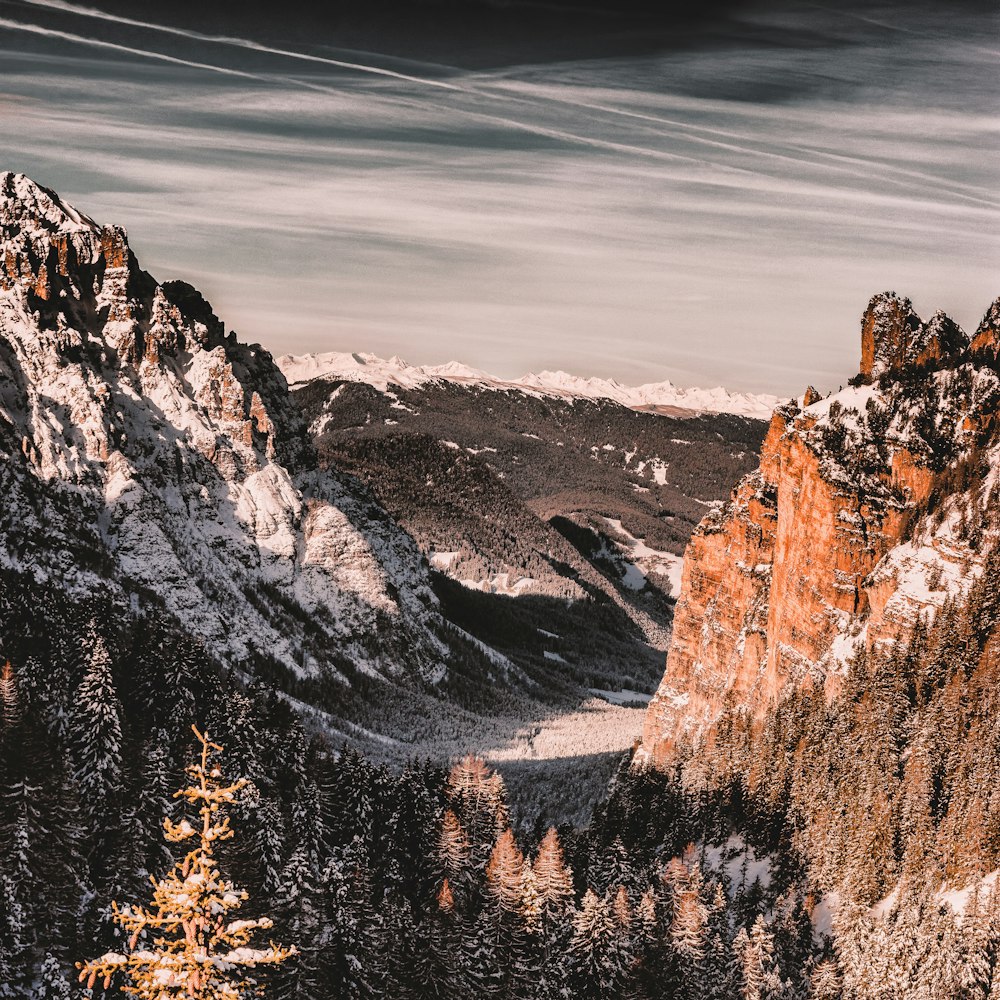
0, 0, 997, 394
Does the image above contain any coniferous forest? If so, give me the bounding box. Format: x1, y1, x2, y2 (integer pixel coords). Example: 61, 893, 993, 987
4, 539, 1000, 999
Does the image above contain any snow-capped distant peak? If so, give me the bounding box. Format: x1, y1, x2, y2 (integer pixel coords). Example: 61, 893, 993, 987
277, 351, 782, 420
423, 360, 492, 381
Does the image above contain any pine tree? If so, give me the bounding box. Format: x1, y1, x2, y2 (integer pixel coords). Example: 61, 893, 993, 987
439, 809, 472, 890
118, 730, 176, 894
569, 889, 631, 1000
485, 829, 525, 913
532, 827, 575, 929
808, 958, 841, 1000
69, 635, 123, 811
446, 755, 508, 888
33, 954, 72, 1000
314, 841, 385, 1000
739, 916, 785, 1000
271, 842, 322, 1000
77, 725, 295, 998
1, 660, 19, 729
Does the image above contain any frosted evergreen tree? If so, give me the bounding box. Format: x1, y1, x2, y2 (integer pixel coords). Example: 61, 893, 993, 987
314, 841, 385, 999
486, 828, 525, 913
0, 874, 29, 995
569, 889, 631, 1000
77, 726, 295, 998
439, 809, 472, 891
68, 635, 122, 809
447, 756, 508, 868
671, 885, 709, 996
33, 954, 72, 1000
271, 842, 322, 1000
1, 660, 19, 729
809, 958, 842, 1000
738, 917, 786, 1000
532, 827, 574, 929
118, 730, 176, 893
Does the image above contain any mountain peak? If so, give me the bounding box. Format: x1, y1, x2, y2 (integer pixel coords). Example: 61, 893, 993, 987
860, 291, 968, 380
0, 174, 310, 471
970, 296, 1000, 361
0, 171, 99, 238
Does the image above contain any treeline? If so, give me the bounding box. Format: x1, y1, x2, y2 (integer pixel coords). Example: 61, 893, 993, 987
0, 566, 801, 1000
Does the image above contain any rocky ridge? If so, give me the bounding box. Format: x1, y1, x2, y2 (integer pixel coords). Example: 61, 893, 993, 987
0, 172, 457, 694
640, 290, 1000, 762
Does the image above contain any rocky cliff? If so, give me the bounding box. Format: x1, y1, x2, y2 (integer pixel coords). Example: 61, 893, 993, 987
641, 291, 1000, 762
0, 172, 457, 694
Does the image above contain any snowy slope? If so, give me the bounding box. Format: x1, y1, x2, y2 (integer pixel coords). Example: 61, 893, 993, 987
0, 172, 454, 688
277, 351, 781, 420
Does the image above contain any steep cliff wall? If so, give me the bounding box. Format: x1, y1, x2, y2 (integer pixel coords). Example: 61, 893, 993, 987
642, 292, 1000, 762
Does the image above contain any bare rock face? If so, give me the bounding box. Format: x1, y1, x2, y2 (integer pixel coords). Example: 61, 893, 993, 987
641, 295, 1000, 764
969, 297, 1000, 361
860, 291, 968, 380
0, 172, 450, 687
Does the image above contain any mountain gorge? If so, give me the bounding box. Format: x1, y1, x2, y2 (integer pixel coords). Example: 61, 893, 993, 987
4, 173, 1000, 999
0, 173, 765, 788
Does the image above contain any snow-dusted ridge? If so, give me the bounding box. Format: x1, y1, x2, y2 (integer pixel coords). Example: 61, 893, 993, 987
277, 351, 781, 421
0, 172, 454, 689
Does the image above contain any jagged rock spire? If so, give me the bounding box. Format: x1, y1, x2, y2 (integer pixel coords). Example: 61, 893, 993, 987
860, 291, 968, 380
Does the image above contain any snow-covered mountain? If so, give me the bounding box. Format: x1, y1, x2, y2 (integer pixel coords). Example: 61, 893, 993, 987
0, 172, 461, 694
641, 290, 1000, 762
277, 350, 781, 420
0, 171, 776, 760
0, 172, 769, 750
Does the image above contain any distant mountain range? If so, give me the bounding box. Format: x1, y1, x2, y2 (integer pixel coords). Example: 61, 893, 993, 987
277, 351, 782, 421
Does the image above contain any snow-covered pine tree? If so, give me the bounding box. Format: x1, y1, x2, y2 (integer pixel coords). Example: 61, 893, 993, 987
314, 841, 385, 999
568, 888, 632, 1000
68, 635, 123, 812
670, 885, 709, 995
271, 842, 322, 1000
808, 958, 841, 1000
76, 725, 295, 998
738, 916, 786, 1000
117, 730, 177, 896
485, 828, 525, 913
1, 660, 19, 728
532, 827, 574, 924
446, 756, 509, 872
33, 954, 72, 1000
439, 809, 472, 891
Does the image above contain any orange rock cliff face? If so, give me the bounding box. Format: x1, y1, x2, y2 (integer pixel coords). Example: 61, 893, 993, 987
641, 292, 1000, 764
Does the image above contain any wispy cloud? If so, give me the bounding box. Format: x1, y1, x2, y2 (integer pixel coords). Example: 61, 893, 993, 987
17, 0, 467, 90
0, 0, 996, 393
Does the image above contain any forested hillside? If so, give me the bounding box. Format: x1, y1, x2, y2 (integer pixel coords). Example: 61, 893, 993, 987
293, 374, 766, 691
5, 538, 1000, 998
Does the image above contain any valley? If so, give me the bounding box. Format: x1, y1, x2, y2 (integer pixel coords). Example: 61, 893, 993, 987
0, 172, 767, 824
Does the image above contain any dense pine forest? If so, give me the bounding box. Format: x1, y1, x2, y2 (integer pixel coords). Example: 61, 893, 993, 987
3, 536, 1000, 999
